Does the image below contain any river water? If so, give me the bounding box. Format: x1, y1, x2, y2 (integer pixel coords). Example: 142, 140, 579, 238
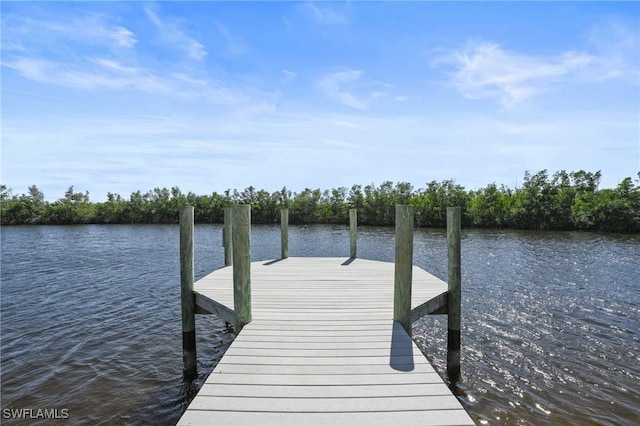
1, 224, 638, 425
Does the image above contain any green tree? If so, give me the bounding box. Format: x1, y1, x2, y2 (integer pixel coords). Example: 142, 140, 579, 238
290, 188, 321, 224
468, 183, 509, 228
1, 172, 638, 231
95, 192, 126, 223
45, 186, 94, 224
413, 180, 468, 227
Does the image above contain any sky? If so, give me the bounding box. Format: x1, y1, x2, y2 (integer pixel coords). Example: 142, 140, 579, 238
1, 1, 639, 202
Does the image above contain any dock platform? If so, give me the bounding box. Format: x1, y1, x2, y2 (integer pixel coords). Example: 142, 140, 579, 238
178, 257, 475, 425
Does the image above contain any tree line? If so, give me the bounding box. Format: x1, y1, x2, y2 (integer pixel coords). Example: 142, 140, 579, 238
1, 170, 639, 232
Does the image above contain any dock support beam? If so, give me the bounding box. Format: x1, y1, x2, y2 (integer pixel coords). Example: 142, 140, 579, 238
232, 204, 252, 332
223, 207, 233, 266
394, 205, 414, 334
349, 208, 357, 258
281, 208, 289, 259
179, 206, 197, 380
447, 206, 462, 382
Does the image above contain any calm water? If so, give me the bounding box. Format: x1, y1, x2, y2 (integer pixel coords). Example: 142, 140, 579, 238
1, 224, 638, 425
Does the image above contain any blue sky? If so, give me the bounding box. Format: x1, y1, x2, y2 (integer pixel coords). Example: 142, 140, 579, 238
2, 1, 639, 202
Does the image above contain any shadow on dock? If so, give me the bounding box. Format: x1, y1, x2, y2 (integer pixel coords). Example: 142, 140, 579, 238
341, 257, 356, 266
390, 321, 415, 372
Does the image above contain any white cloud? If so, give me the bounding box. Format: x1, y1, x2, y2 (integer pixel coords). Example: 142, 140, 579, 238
3, 56, 257, 105
583, 20, 640, 83
431, 42, 594, 108
52, 16, 138, 48
304, 2, 348, 25
282, 70, 297, 82
215, 21, 246, 55
316, 68, 390, 110
2, 14, 137, 50
4, 57, 160, 92
144, 7, 207, 61
4, 108, 637, 200
432, 20, 639, 109
91, 58, 138, 74
105, 26, 137, 48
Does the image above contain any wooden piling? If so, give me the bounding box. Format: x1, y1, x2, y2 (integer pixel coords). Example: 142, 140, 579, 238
179, 206, 197, 379
394, 205, 414, 334
232, 205, 252, 332
349, 208, 357, 258
447, 206, 462, 382
223, 207, 233, 266
281, 208, 289, 259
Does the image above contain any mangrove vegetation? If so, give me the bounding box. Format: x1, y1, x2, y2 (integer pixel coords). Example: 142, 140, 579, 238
1, 170, 639, 232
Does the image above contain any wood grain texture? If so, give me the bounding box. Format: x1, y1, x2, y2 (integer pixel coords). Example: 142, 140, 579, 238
223, 207, 232, 266
281, 208, 289, 259
447, 206, 462, 381
394, 205, 414, 334
179, 206, 196, 378
349, 208, 357, 258
231, 205, 251, 331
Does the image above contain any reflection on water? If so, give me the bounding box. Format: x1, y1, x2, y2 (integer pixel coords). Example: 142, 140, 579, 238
1, 224, 638, 425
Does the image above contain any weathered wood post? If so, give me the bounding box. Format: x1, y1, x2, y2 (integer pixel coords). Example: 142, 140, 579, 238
281, 208, 289, 259
223, 207, 233, 266
349, 208, 357, 258
394, 205, 414, 334
232, 204, 252, 332
447, 206, 462, 382
179, 206, 197, 380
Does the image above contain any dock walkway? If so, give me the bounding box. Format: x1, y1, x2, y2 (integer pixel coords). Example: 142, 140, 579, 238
178, 257, 475, 425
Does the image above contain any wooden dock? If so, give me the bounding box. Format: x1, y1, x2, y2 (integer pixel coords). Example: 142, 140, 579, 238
178, 257, 475, 425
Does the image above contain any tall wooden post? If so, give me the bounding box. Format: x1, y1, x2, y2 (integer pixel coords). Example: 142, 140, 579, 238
232, 205, 252, 332
447, 206, 462, 382
349, 208, 357, 258
394, 205, 414, 334
281, 208, 289, 259
223, 207, 233, 266
180, 206, 197, 380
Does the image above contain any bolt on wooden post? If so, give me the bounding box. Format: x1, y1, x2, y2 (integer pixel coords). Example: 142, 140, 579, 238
447, 206, 462, 382
223, 207, 233, 266
232, 205, 252, 332
179, 206, 197, 380
394, 205, 414, 335
349, 208, 357, 258
281, 208, 289, 259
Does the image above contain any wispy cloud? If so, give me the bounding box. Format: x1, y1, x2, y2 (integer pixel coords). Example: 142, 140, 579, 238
282, 70, 297, 82
1, 8, 265, 105
584, 19, 640, 82
5, 108, 636, 200
431, 42, 594, 108
144, 7, 206, 61
1, 13, 137, 51
316, 68, 390, 110
432, 19, 639, 109
3, 2, 637, 201
304, 1, 349, 25
3, 56, 255, 105
215, 21, 246, 55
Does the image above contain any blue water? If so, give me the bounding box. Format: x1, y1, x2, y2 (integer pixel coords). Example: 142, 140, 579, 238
1, 224, 638, 425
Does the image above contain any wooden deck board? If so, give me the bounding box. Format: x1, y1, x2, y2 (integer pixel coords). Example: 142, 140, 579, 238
186, 394, 464, 412
180, 410, 474, 426
196, 383, 454, 398
179, 257, 474, 425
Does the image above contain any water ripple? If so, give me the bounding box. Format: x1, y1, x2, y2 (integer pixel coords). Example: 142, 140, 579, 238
2, 225, 639, 424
